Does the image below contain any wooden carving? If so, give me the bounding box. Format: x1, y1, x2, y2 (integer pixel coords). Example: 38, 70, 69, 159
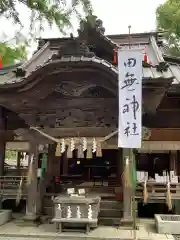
19, 104, 118, 128
52, 78, 116, 98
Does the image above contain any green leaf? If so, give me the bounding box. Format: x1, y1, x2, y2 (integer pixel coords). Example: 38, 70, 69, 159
0, 0, 94, 66
156, 0, 180, 56
0, 42, 27, 65
0, 0, 93, 34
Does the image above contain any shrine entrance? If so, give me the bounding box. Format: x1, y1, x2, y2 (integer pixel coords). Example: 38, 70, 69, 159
44, 144, 123, 197
59, 149, 119, 186
0, 36, 124, 223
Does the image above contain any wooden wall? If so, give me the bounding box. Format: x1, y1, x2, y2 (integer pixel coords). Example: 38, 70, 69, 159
149, 129, 180, 141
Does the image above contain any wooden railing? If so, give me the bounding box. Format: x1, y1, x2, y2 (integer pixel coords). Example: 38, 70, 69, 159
0, 176, 28, 198
45, 180, 119, 198
4, 168, 28, 176
136, 182, 180, 200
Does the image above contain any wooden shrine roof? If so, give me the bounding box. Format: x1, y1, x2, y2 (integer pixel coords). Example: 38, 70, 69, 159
0, 24, 180, 129
0, 30, 179, 89
0, 54, 174, 87
1, 24, 180, 135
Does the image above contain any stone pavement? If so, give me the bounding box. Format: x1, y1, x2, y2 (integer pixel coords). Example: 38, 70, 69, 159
0, 220, 175, 240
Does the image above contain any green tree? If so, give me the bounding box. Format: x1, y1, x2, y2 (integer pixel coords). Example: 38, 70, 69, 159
0, 0, 92, 33
0, 0, 93, 65
0, 42, 27, 65
5, 150, 17, 160
156, 0, 180, 56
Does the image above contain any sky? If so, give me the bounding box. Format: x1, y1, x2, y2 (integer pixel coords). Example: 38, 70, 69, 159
0, 0, 166, 54
90, 0, 166, 34
42, 0, 166, 36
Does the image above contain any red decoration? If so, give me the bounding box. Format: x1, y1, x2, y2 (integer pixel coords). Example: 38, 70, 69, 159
0, 56, 3, 69
55, 177, 61, 183
113, 48, 117, 64
144, 46, 148, 63
144, 53, 148, 62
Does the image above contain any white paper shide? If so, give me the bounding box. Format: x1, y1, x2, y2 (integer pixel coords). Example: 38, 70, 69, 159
118, 49, 142, 148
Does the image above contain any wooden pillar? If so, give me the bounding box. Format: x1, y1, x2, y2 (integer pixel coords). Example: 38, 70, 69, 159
47, 143, 56, 177
177, 151, 180, 176
62, 147, 68, 175
0, 141, 5, 176
17, 152, 21, 176
122, 148, 133, 223
0, 107, 5, 176
116, 148, 123, 185
25, 141, 39, 220
52, 143, 61, 177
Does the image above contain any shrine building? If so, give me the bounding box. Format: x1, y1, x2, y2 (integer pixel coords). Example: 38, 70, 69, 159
1, 19, 180, 225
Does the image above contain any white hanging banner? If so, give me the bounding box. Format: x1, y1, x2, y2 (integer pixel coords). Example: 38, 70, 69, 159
118, 49, 142, 148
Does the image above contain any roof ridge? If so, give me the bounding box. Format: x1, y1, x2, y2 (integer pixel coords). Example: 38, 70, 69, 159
20, 41, 50, 69
99, 32, 119, 48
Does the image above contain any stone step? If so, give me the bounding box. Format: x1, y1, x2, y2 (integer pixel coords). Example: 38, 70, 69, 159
43, 206, 53, 216
99, 208, 122, 218
100, 200, 122, 210
101, 195, 116, 200
15, 218, 40, 227
43, 197, 53, 207
98, 217, 121, 226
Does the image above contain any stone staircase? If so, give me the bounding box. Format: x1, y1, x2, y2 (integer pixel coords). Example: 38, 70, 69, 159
99, 196, 122, 226
42, 195, 54, 217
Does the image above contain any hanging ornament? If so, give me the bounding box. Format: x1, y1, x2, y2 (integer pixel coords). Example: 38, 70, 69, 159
143, 180, 148, 204
70, 138, 75, 152
61, 139, 66, 153
38, 144, 44, 152
55, 142, 61, 156
22, 152, 26, 162
86, 145, 92, 159
113, 48, 117, 64
25, 154, 29, 163
144, 46, 148, 63
166, 176, 172, 211
92, 138, 97, 153
67, 138, 75, 158
77, 144, 84, 158
96, 141, 102, 157
67, 145, 73, 158
16, 176, 23, 206
27, 154, 34, 185
82, 138, 87, 152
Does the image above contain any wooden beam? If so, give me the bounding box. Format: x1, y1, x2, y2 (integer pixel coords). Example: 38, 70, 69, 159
24, 127, 116, 139
18, 98, 117, 112
159, 96, 180, 110
7, 128, 180, 151
144, 112, 180, 128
